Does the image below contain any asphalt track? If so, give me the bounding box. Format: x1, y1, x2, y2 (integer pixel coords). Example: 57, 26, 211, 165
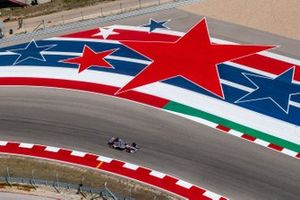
0, 5, 300, 200
0, 87, 299, 200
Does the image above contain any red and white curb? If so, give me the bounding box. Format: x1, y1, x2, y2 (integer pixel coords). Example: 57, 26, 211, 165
0, 140, 228, 200
215, 125, 299, 158
169, 112, 300, 159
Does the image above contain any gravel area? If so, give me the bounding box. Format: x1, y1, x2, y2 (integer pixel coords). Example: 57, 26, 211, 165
182, 0, 300, 40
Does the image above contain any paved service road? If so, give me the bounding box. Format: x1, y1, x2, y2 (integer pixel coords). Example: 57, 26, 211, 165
0, 87, 298, 200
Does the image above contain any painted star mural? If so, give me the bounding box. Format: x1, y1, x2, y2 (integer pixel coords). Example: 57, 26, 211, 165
92, 27, 119, 39
143, 18, 170, 32
117, 18, 274, 98
8, 39, 55, 65
61, 45, 117, 73
236, 67, 300, 113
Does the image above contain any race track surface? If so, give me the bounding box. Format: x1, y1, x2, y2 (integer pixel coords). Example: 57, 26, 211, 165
0, 87, 299, 200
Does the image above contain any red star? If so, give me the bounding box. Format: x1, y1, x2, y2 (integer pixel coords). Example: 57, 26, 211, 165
62, 45, 116, 73
116, 18, 274, 98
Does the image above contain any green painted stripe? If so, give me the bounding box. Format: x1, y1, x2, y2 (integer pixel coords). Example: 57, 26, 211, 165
163, 101, 300, 153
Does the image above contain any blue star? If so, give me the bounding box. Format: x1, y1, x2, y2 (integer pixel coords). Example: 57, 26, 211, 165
235, 67, 300, 113
8, 39, 55, 65
143, 18, 170, 32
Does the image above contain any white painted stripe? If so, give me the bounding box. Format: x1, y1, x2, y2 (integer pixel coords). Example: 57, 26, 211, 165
0, 52, 17, 56
224, 61, 276, 79
254, 139, 270, 147
149, 170, 166, 179
176, 180, 193, 189
45, 37, 120, 44
228, 129, 243, 138
0, 66, 298, 145
203, 190, 222, 200
19, 143, 34, 148
221, 79, 254, 93
108, 24, 185, 37
281, 148, 298, 157
261, 51, 300, 66
97, 155, 113, 163
0, 141, 8, 146
45, 146, 60, 152
44, 51, 81, 57
43, 51, 151, 65
123, 163, 139, 170
71, 150, 86, 157
211, 38, 300, 66
107, 55, 151, 65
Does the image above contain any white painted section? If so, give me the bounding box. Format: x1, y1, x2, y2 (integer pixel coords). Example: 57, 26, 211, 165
0, 66, 298, 145
45, 37, 120, 44
71, 150, 86, 157
228, 130, 243, 138
211, 38, 300, 66
221, 79, 254, 93
149, 170, 166, 179
254, 139, 270, 147
45, 146, 60, 152
203, 190, 222, 200
19, 143, 34, 148
281, 149, 298, 157
97, 155, 113, 163
176, 180, 193, 189
123, 163, 139, 170
109, 24, 185, 37
42, 51, 151, 65
0, 141, 8, 146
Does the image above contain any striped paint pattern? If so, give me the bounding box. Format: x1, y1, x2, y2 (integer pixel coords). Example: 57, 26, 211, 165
0, 140, 228, 200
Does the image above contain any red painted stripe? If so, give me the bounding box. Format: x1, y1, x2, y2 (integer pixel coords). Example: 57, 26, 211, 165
233, 54, 299, 80
297, 153, 300, 158
0, 77, 169, 108
216, 125, 231, 132
268, 143, 284, 151
241, 134, 256, 141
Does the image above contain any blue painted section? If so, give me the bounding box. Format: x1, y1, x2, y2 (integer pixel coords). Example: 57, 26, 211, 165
1, 39, 300, 125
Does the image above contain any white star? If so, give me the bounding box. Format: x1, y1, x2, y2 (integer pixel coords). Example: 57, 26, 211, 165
92, 27, 119, 39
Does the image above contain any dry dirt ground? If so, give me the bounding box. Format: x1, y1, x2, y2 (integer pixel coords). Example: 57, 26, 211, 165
0, 0, 113, 20
181, 0, 300, 41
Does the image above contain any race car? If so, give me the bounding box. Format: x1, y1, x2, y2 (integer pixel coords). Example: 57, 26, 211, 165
108, 137, 140, 153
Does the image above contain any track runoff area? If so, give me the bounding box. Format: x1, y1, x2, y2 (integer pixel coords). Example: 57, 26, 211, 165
0, 14, 299, 200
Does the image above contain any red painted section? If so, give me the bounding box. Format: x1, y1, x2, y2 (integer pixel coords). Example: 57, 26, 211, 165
216, 125, 231, 132
62, 27, 300, 82
268, 143, 284, 151
233, 54, 299, 80
241, 134, 256, 141
0, 141, 228, 200
297, 153, 300, 158
117, 19, 272, 98
0, 77, 169, 108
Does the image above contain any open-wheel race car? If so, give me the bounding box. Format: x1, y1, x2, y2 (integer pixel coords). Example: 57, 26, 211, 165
108, 137, 140, 153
